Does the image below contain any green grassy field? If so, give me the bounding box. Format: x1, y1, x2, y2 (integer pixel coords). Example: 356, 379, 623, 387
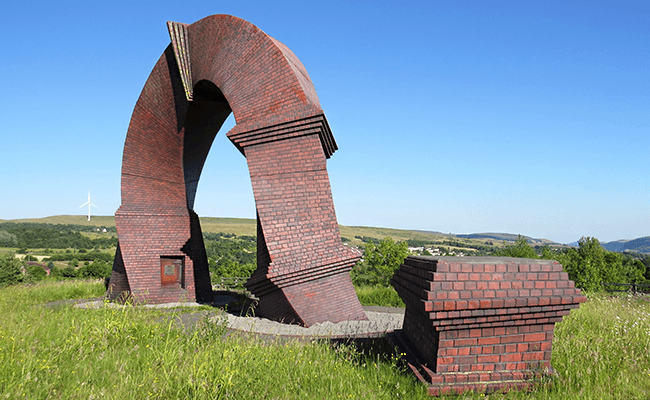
0, 281, 427, 399
1, 281, 649, 399
198, 217, 257, 237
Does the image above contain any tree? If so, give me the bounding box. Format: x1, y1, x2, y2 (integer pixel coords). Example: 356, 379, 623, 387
539, 245, 560, 260
351, 237, 408, 287
49, 263, 64, 279
213, 260, 256, 278
560, 237, 606, 292
77, 261, 111, 279
624, 259, 647, 284
24, 264, 47, 283
0, 254, 23, 286
494, 236, 538, 259
61, 266, 77, 278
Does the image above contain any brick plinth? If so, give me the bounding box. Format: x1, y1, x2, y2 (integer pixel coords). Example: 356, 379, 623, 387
111, 14, 365, 325
391, 256, 586, 395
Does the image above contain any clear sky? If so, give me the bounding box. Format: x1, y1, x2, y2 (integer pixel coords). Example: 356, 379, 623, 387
1, 0, 648, 244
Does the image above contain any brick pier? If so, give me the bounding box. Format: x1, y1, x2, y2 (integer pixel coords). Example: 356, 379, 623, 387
391, 256, 586, 395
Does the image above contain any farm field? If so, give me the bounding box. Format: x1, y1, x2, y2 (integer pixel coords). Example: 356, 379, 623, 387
1, 281, 649, 399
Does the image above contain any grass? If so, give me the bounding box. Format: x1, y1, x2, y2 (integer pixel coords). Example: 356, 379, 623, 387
0, 281, 426, 399
199, 217, 257, 236
355, 285, 405, 308
547, 293, 650, 399
2, 282, 649, 399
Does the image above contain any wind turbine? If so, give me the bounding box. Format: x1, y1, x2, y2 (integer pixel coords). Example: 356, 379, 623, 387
79, 191, 98, 221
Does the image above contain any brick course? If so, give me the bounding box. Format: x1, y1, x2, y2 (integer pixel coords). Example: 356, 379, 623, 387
109, 14, 365, 325
391, 256, 586, 395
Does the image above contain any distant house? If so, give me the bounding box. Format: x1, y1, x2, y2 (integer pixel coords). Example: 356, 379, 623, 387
25, 261, 50, 276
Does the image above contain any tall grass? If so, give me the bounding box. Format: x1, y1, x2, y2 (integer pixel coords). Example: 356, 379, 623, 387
548, 293, 650, 400
0, 281, 426, 399
2, 282, 649, 399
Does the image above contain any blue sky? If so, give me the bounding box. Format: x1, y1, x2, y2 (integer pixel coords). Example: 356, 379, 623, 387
1, 0, 648, 244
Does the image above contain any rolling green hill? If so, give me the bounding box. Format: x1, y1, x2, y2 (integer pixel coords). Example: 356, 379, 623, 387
0, 215, 117, 227
602, 237, 650, 254
455, 232, 558, 245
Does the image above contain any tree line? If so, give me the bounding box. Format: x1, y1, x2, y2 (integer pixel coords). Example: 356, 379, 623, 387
0, 254, 113, 286
0, 222, 117, 249
2, 223, 648, 294
406, 238, 495, 255
0, 224, 260, 287
495, 236, 649, 292
350, 236, 649, 292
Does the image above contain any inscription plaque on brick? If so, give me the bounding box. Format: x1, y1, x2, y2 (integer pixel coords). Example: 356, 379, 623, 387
160, 257, 183, 286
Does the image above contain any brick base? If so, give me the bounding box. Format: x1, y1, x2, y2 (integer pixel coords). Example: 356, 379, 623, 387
391, 256, 586, 395
388, 329, 545, 395
251, 271, 367, 326
109, 206, 206, 304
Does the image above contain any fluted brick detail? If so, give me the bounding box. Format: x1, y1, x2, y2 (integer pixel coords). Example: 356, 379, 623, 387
167, 21, 193, 101
391, 256, 586, 395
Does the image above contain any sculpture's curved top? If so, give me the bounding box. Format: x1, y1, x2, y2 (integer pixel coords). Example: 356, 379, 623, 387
121, 14, 336, 208
187, 14, 322, 125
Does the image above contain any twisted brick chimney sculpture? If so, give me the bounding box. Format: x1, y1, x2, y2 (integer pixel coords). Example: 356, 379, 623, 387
108, 15, 366, 326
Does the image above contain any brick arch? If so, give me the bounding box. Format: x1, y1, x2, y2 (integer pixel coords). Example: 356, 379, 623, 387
109, 15, 367, 326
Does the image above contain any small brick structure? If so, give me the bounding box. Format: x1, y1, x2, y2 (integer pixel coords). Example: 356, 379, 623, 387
109, 15, 366, 326
390, 256, 586, 395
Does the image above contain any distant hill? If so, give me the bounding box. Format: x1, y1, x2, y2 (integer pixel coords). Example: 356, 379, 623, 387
601, 237, 650, 254
602, 240, 627, 252
0, 215, 117, 227
455, 233, 557, 245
